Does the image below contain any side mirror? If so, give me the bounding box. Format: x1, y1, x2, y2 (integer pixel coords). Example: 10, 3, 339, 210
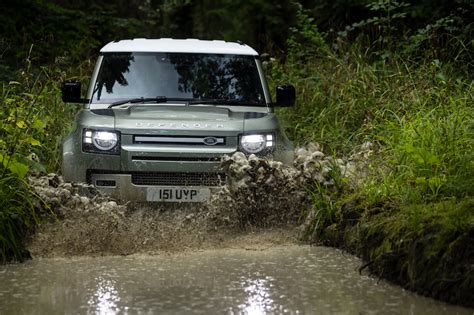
275, 85, 296, 107
61, 80, 84, 103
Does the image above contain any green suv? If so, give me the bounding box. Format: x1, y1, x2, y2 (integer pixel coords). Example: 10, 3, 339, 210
61, 39, 295, 202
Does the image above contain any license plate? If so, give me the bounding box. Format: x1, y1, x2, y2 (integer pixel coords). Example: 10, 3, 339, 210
146, 187, 211, 202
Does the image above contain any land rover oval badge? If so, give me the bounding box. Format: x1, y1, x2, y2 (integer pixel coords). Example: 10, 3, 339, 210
203, 137, 218, 145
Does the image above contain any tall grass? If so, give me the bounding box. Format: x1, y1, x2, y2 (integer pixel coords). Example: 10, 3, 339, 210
0, 176, 41, 261
269, 47, 473, 200
0, 63, 82, 262
369, 92, 473, 202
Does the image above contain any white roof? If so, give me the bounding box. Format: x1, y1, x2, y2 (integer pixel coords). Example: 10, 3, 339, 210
100, 38, 259, 55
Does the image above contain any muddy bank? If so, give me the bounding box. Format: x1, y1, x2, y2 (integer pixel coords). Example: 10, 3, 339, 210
306, 197, 474, 308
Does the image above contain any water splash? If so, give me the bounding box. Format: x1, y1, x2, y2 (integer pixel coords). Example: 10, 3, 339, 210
27, 143, 367, 257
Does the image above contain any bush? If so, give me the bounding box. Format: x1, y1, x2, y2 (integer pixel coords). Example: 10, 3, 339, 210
0, 63, 81, 261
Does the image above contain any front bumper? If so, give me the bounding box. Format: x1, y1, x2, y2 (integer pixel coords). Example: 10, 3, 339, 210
62, 120, 294, 202
89, 173, 226, 201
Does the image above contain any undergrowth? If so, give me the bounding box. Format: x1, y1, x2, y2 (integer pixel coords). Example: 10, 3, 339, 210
0, 59, 84, 262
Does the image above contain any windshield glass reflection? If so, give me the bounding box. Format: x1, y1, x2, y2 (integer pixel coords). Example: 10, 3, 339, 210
92, 52, 265, 104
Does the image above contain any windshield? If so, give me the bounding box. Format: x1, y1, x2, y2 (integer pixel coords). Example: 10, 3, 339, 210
91, 52, 266, 105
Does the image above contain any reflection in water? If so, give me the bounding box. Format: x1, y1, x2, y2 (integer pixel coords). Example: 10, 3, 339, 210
88, 276, 120, 314
240, 277, 273, 314
0, 246, 471, 314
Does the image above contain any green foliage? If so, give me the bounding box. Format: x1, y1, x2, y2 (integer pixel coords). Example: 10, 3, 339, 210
0, 0, 152, 81
183, 0, 301, 54
335, 0, 473, 69
0, 176, 43, 262
0, 59, 81, 262
1, 70, 80, 173
339, 0, 410, 40
269, 47, 376, 150
1, 0, 472, 78
371, 90, 474, 202
287, 3, 329, 63
306, 158, 347, 239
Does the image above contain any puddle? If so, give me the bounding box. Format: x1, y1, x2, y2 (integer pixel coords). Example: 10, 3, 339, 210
0, 246, 471, 314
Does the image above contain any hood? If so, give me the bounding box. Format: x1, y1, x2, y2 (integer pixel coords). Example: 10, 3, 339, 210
113, 105, 247, 135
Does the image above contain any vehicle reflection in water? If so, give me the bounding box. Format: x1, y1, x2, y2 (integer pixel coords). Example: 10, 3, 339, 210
0, 246, 472, 314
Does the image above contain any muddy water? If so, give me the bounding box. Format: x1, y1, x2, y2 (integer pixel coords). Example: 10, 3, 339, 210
0, 246, 471, 314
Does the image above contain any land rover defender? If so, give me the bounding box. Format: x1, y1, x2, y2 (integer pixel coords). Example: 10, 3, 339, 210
61, 38, 295, 202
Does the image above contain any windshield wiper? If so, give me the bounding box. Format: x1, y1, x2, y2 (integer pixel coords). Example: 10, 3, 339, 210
108, 97, 265, 108
187, 99, 266, 106
108, 96, 169, 108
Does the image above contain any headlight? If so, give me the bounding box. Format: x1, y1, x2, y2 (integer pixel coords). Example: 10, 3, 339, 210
240, 133, 274, 154
92, 131, 118, 150
83, 129, 120, 154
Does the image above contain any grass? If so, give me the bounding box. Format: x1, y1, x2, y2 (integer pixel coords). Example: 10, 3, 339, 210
0, 176, 42, 262
0, 64, 83, 262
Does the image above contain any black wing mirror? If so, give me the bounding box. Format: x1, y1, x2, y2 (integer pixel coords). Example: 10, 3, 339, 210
275, 85, 296, 107
61, 80, 87, 103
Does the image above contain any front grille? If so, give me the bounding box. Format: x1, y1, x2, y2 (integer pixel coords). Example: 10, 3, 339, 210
131, 172, 226, 186
134, 135, 225, 146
